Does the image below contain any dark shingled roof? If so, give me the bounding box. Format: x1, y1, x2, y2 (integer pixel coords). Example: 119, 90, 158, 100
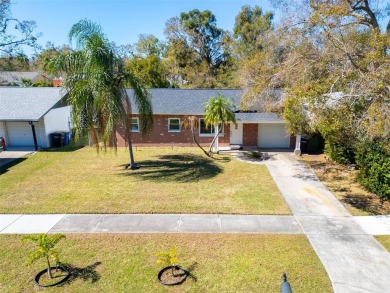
127, 88, 243, 115
235, 112, 284, 122
0, 87, 66, 121
127, 88, 284, 122
0, 87, 284, 123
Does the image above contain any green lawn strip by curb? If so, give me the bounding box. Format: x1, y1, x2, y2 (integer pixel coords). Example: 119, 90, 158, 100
0, 234, 331, 292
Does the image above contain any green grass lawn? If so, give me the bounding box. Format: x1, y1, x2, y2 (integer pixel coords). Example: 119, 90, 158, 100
376, 236, 390, 252
0, 146, 289, 214
0, 234, 332, 292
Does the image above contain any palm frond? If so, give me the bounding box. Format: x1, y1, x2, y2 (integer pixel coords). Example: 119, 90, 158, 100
53, 19, 152, 166
27, 249, 45, 266
125, 72, 153, 134
21, 234, 66, 266
204, 94, 236, 127
69, 19, 105, 49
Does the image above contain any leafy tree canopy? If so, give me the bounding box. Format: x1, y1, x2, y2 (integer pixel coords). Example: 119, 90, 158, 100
0, 0, 40, 55
233, 5, 274, 58
125, 55, 170, 88
135, 34, 165, 58
0, 52, 29, 71
164, 9, 236, 88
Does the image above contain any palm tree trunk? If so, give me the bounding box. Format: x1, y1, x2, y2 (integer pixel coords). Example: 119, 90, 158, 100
122, 95, 139, 170
190, 121, 210, 157
46, 256, 53, 279
209, 124, 221, 154
126, 131, 139, 169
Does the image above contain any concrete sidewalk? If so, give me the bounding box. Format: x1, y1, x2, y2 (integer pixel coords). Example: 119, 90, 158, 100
1, 213, 388, 235
263, 152, 390, 293
0, 214, 302, 234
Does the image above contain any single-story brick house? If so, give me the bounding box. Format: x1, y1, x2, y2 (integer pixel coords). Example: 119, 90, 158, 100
0, 87, 295, 150
117, 89, 295, 149
0, 87, 71, 149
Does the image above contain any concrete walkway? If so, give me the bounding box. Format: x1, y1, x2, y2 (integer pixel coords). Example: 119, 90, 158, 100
262, 152, 390, 293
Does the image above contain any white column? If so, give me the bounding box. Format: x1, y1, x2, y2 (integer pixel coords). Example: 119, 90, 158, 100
294, 134, 301, 155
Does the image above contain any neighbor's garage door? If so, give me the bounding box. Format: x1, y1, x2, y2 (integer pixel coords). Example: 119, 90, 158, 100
258, 123, 290, 148
6, 122, 35, 147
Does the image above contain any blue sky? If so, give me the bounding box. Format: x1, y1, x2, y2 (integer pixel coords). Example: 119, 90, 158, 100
11, 0, 275, 56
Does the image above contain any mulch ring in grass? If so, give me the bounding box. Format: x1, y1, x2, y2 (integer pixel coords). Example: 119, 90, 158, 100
300, 154, 390, 216
34, 266, 71, 287
157, 265, 189, 286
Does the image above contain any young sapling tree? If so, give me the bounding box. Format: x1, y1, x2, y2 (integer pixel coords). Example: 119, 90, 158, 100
22, 234, 66, 279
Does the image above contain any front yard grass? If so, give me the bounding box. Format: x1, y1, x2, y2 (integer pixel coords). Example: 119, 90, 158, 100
0, 146, 289, 214
0, 234, 332, 292
376, 236, 390, 252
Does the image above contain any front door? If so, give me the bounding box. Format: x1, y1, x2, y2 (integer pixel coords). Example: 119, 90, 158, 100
230, 122, 243, 145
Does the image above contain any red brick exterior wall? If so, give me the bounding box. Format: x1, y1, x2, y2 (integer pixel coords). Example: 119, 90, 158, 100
116, 114, 231, 147
243, 123, 258, 146
289, 135, 296, 148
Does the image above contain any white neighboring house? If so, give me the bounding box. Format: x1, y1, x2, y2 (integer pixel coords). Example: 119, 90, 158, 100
0, 87, 71, 149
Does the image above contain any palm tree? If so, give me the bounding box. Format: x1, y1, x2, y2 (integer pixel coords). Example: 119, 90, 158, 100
204, 94, 236, 154
181, 115, 209, 156
54, 19, 153, 169
22, 234, 66, 279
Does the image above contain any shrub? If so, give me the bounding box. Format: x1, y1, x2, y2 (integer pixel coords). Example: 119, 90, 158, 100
356, 139, 390, 201
324, 141, 355, 164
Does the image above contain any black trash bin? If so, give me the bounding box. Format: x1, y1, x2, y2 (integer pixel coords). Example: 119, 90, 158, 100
51, 132, 65, 148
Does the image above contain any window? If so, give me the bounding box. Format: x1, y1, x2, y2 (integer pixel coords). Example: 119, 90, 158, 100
131, 117, 139, 132
168, 118, 181, 132
199, 119, 223, 136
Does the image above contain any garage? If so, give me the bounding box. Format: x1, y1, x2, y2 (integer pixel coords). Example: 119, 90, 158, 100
0, 87, 70, 149
6, 122, 42, 147
258, 123, 290, 148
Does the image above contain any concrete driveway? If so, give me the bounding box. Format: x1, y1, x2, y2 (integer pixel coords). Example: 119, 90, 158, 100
262, 151, 390, 293
0, 147, 35, 168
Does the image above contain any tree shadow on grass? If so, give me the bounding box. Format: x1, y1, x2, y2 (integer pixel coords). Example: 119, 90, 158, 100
61, 261, 102, 286
186, 262, 198, 282
121, 154, 227, 182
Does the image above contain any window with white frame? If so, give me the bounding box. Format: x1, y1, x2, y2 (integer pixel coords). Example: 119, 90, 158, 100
131, 117, 139, 132
168, 118, 181, 132
199, 118, 223, 136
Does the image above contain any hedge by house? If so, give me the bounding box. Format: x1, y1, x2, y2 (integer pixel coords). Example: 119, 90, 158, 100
356, 139, 390, 201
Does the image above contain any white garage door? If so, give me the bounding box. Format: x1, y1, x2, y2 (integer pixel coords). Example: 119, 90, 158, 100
6, 122, 35, 147
258, 123, 290, 148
